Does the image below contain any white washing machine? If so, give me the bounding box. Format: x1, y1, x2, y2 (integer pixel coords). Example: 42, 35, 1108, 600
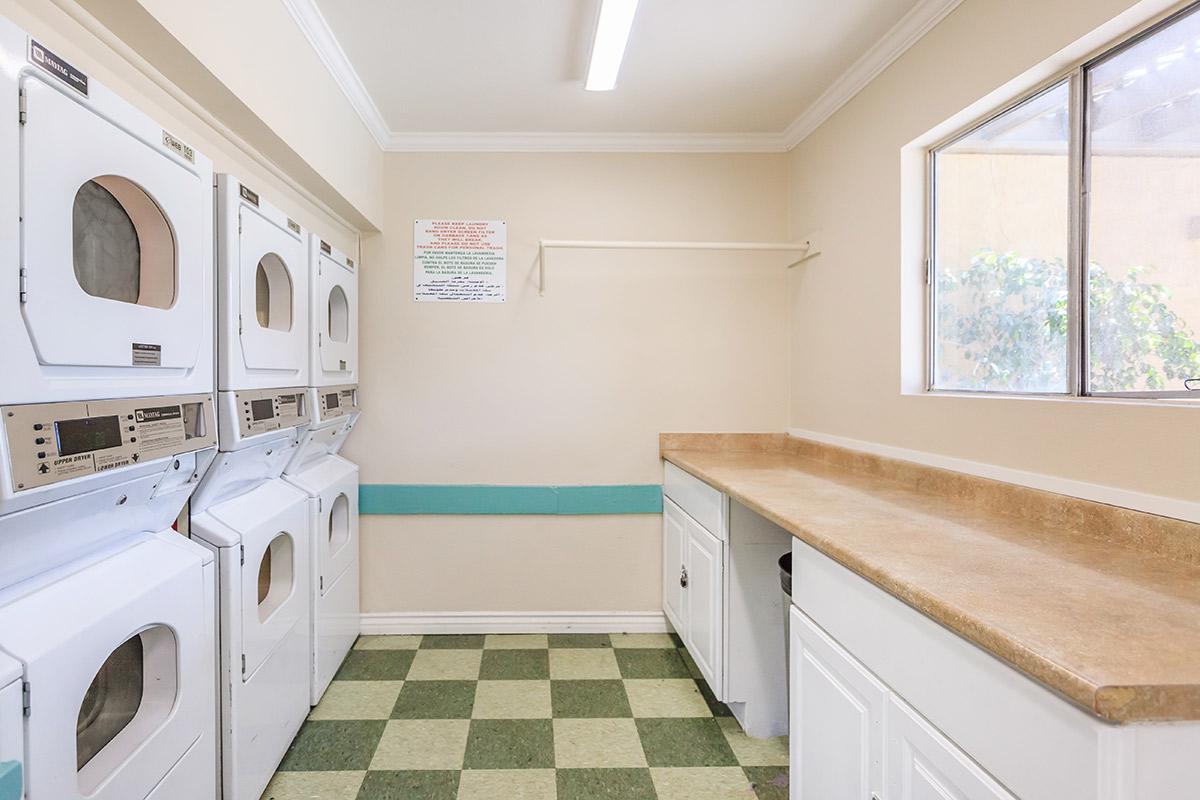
285, 454, 359, 705
0, 530, 216, 800
0, 17, 213, 405
0, 652, 22, 800
309, 236, 358, 388
216, 174, 309, 395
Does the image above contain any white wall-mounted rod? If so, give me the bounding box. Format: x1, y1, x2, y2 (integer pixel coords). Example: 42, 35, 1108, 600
537, 239, 816, 295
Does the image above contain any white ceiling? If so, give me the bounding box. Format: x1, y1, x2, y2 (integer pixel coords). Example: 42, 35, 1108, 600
289, 0, 962, 151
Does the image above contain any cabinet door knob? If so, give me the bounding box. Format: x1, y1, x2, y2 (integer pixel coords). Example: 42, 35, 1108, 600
680, 567, 688, 588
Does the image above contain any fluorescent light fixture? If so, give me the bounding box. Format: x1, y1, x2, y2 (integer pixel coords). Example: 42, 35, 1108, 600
585, 0, 639, 91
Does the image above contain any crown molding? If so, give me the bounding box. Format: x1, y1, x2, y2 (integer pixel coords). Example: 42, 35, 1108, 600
780, 0, 966, 149
286, 0, 962, 154
381, 131, 791, 153
281, 0, 392, 149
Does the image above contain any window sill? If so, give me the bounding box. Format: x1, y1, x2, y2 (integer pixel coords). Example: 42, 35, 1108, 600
909, 389, 1199, 409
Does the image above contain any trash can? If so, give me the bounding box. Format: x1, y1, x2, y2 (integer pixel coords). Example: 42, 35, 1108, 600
778, 552, 792, 705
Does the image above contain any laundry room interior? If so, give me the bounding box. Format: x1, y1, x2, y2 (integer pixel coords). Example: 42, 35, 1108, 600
1, 0, 1199, 799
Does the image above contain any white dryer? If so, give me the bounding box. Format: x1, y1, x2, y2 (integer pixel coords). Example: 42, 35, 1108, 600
0, 18, 212, 405
309, 236, 358, 388
189, 431, 313, 800
0, 652, 22, 800
193, 178, 317, 799
284, 454, 359, 705
0, 531, 216, 800
215, 174, 309, 394
189, 454, 310, 800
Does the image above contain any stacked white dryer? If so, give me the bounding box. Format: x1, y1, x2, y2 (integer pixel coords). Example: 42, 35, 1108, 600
0, 15, 218, 800
284, 236, 361, 705
188, 175, 313, 800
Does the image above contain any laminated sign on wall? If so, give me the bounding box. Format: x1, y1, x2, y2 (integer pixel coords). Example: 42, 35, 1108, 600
414, 219, 506, 302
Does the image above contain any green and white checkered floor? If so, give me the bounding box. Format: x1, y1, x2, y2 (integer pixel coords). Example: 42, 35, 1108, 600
263, 633, 789, 799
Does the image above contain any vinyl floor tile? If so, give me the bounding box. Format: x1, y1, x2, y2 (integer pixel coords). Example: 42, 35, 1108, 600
269, 635, 788, 796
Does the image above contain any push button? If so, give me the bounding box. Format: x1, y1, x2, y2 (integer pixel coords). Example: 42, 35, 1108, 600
34, 437, 44, 445
32, 423, 43, 431
128, 426, 135, 432
36, 451, 45, 459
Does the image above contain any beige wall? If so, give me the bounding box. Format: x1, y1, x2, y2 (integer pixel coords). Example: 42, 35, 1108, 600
1, 0, 361, 252
347, 152, 791, 613
786, 0, 1199, 503
134, 0, 384, 230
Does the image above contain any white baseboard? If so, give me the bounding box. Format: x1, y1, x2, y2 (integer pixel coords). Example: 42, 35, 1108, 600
789, 427, 1200, 524
359, 611, 670, 635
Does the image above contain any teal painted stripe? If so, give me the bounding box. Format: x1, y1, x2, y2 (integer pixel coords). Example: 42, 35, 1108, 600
0, 761, 21, 800
359, 484, 663, 515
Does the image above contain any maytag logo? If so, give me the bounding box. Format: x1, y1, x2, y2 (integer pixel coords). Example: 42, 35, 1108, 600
30, 40, 88, 96
135, 405, 182, 423
287, 218, 301, 234
320, 240, 332, 255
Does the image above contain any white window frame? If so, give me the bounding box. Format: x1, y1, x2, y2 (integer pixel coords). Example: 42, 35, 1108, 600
927, 2, 1200, 401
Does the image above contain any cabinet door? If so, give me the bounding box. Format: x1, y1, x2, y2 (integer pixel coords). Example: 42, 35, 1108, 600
662, 499, 687, 633
886, 695, 1017, 800
683, 517, 724, 696
790, 606, 885, 800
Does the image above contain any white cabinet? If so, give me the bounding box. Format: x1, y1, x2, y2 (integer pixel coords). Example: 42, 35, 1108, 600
788, 600, 1020, 800
682, 516, 723, 689
662, 463, 793, 738
662, 497, 724, 695
886, 696, 1016, 800
662, 500, 686, 633
789, 605, 885, 800
790, 536, 1200, 800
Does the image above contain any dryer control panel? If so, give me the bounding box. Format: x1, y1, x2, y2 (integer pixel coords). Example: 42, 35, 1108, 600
316, 384, 359, 423
2, 393, 216, 491
235, 388, 310, 438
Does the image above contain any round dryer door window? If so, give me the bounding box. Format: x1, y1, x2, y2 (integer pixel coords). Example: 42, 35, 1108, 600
328, 492, 350, 552
76, 627, 178, 793
257, 532, 296, 622
255, 253, 294, 331
72, 177, 176, 309
327, 285, 349, 343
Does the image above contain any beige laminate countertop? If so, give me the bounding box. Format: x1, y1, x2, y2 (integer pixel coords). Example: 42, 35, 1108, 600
661, 436, 1200, 724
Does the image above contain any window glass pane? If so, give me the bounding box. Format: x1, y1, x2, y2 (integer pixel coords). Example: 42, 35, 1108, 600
72, 176, 176, 309
74, 180, 141, 304
1087, 9, 1200, 393
328, 285, 349, 343
77, 634, 144, 770
933, 82, 1072, 393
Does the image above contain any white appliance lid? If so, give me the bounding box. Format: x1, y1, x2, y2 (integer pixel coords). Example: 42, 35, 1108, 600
0, 651, 21, 686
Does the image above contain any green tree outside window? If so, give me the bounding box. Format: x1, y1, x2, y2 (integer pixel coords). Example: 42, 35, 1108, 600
936, 249, 1200, 392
